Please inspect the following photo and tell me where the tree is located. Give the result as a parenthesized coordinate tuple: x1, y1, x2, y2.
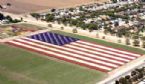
(115, 80, 119, 84)
(125, 20, 129, 24)
(72, 28, 78, 33)
(0, 5, 3, 9)
(111, 0, 117, 3)
(11, 19, 21, 23)
(45, 14, 54, 22)
(0, 13, 4, 20)
(119, 77, 128, 84)
(132, 34, 139, 40)
(6, 3, 11, 6)
(125, 32, 131, 45)
(131, 71, 137, 76)
(125, 38, 130, 45)
(79, 6, 84, 11)
(48, 24, 52, 27)
(116, 28, 127, 37)
(140, 36, 145, 48)
(133, 40, 140, 47)
(132, 34, 140, 46)
(142, 41, 145, 48)
(51, 9, 56, 12)
(102, 36, 105, 39)
(60, 27, 64, 30)
(114, 21, 119, 27)
(5, 15, 12, 22)
(20, 17, 23, 21)
(69, 8, 74, 12)
(87, 23, 98, 32)
(60, 17, 68, 24)
(31, 13, 40, 20)
(70, 19, 78, 26)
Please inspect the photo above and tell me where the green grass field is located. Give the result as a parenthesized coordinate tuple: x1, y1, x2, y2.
(0, 44, 106, 84)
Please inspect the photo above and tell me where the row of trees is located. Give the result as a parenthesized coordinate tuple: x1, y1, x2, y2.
(0, 13, 22, 23)
(115, 67, 145, 84)
(125, 34, 145, 48)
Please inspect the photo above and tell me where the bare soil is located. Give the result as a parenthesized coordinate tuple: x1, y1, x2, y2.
(0, 0, 108, 14)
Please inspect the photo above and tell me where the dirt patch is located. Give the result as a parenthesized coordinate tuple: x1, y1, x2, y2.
(0, 0, 109, 14)
(0, 0, 48, 14)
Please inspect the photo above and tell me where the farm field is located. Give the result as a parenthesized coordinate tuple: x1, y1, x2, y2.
(0, 44, 106, 84)
(0, 0, 109, 14)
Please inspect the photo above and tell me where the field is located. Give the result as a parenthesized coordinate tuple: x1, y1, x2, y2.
(1, 30, 145, 84)
(0, 0, 109, 14)
(0, 23, 46, 39)
(0, 44, 106, 84)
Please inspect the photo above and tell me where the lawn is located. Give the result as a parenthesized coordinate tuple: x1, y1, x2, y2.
(0, 44, 106, 84)
(52, 30, 145, 55)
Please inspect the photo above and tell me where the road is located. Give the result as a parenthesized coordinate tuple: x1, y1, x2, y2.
(97, 55, 145, 84)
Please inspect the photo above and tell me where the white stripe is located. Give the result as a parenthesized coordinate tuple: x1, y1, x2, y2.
(63, 37, 69, 43)
(38, 34, 43, 41)
(47, 33, 54, 44)
(22, 37, 129, 62)
(15, 39, 118, 68)
(42, 33, 49, 42)
(8, 40, 112, 71)
(33, 35, 38, 40)
(58, 35, 64, 44)
(71, 42, 135, 59)
(65, 44, 130, 62)
(78, 40, 141, 57)
(22, 37, 125, 64)
(52, 33, 60, 45)
(18, 38, 124, 65)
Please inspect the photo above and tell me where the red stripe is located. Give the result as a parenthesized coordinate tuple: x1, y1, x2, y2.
(76, 41, 140, 57)
(64, 45, 127, 63)
(23, 38, 127, 63)
(22, 38, 123, 66)
(11, 40, 115, 69)
(5, 42, 109, 73)
(70, 43, 134, 60)
(81, 40, 142, 55)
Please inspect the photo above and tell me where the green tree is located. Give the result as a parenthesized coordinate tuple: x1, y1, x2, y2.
(133, 40, 140, 47)
(60, 27, 64, 30)
(72, 28, 78, 33)
(31, 13, 40, 20)
(87, 23, 98, 32)
(0, 13, 4, 20)
(125, 38, 130, 45)
(5, 15, 13, 22)
(45, 14, 54, 22)
(119, 77, 128, 84)
(111, 0, 117, 3)
(69, 8, 74, 12)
